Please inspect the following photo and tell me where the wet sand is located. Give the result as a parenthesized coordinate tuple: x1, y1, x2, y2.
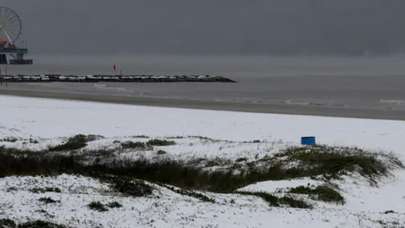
(1, 75, 405, 121)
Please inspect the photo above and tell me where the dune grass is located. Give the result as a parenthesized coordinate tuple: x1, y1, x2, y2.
(237, 191, 312, 209)
(48, 134, 89, 152)
(0, 219, 68, 228)
(289, 185, 344, 203)
(0, 144, 402, 207)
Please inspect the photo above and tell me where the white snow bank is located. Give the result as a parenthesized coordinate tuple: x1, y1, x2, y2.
(0, 175, 400, 228)
(1, 95, 405, 158)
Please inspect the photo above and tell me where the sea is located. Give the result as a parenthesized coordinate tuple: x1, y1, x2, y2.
(3, 54, 405, 118)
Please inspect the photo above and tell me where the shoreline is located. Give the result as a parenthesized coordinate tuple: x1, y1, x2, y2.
(1, 87, 405, 121)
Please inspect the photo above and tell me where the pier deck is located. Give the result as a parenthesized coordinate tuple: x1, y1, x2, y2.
(0, 74, 235, 83)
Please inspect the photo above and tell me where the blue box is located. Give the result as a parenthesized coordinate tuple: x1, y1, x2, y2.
(301, 136, 316, 146)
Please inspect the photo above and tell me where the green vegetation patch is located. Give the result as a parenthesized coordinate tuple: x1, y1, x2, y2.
(146, 139, 176, 146)
(88, 201, 109, 212)
(30, 187, 62, 194)
(0, 219, 16, 228)
(289, 185, 344, 203)
(157, 150, 167, 155)
(121, 141, 150, 150)
(38, 197, 60, 204)
(49, 134, 89, 151)
(18, 220, 67, 228)
(0, 137, 18, 143)
(106, 201, 123, 208)
(237, 191, 312, 209)
(88, 201, 123, 212)
(270, 146, 403, 182)
(0, 143, 402, 197)
(109, 177, 154, 197)
(0, 146, 38, 156)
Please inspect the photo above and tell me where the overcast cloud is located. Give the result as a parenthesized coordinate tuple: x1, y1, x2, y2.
(3, 0, 405, 55)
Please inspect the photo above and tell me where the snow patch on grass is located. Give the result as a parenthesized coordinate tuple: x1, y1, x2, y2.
(1, 174, 403, 228)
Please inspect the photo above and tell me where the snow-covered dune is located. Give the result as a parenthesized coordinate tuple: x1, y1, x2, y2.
(1, 94, 405, 228)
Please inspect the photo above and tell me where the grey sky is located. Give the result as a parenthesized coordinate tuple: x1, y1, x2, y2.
(3, 0, 405, 55)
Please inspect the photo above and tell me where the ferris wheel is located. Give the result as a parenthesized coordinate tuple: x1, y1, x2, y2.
(0, 7, 22, 45)
(0, 6, 31, 66)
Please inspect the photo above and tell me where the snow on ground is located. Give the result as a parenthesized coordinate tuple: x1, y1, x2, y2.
(239, 177, 324, 193)
(87, 136, 287, 163)
(0, 135, 287, 163)
(0, 175, 401, 228)
(2, 95, 405, 227)
(1, 95, 405, 157)
(239, 172, 405, 216)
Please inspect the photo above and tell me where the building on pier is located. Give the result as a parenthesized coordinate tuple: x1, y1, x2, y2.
(0, 6, 33, 69)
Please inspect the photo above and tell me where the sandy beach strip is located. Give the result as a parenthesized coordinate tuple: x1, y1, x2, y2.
(1, 83, 405, 121)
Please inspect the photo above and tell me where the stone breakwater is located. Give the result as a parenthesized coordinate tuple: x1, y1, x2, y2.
(0, 74, 236, 83)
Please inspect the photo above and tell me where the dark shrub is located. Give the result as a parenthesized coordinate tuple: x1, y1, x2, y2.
(106, 201, 123, 208)
(39, 197, 60, 204)
(49, 135, 88, 151)
(236, 157, 248, 162)
(18, 220, 66, 228)
(279, 196, 312, 209)
(237, 191, 311, 209)
(271, 146, 403, 183)
(30, 187, 61, 194)
(111, 178, 153, 197)
(88, 201, 108, 212)
(289, 185, 344, 203)
(157, 150, 167, 155)
(2, 137, 18, 143)
(384, 210, 396, 214)
(6, 187, 17, 192)
(146, 139, 175, 146)
(121, 141, 148, 150)
(29, 138, 39, 144)
(0, 219, 16, 228)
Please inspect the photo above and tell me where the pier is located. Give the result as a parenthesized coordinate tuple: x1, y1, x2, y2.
(0, 74, 236, 83)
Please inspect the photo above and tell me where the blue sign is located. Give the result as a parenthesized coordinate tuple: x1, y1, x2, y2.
(301, 136, 316, 145)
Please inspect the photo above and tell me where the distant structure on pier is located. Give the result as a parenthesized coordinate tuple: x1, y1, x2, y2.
(0, 7, 32, 66)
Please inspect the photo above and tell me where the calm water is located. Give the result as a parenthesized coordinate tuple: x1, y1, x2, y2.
(3, 54, 405, 119)
(6, 54, 405, 78)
